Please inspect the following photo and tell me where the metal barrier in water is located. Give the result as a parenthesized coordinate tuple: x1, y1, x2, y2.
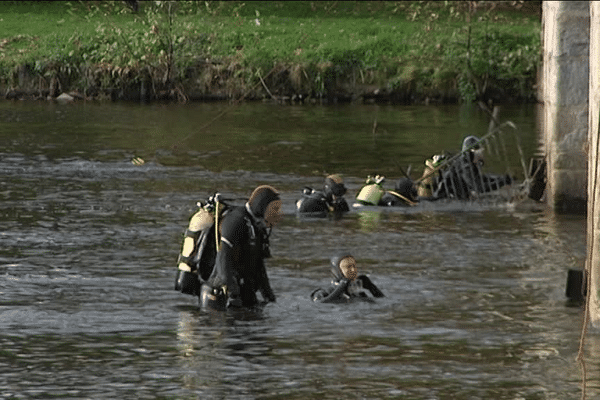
(414, 104, 546, 204)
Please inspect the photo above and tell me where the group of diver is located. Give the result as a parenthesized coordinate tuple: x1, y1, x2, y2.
(296, 135, 521, 216)
(174, 135, 546, 310)
(174, 183, 384, 308)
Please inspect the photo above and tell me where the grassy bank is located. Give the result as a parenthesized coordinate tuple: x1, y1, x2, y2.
(0, 1, 541, 104)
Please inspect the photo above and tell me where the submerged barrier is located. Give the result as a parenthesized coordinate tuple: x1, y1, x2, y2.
(415, 104, 545, 204)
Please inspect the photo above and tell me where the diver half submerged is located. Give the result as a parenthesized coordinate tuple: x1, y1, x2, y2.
(418, 135, 513, 200)
(355, 175, 418, 207)
(311, 254, 385, 303)
(296, 174, 350, 217)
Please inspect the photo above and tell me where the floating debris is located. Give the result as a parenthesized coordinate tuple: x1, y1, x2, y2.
(131, 157, 145, 166)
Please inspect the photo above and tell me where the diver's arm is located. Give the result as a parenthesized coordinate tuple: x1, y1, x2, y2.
(257, 258, 276, 303)
(310, 288, 328, 302)
(357, 275, 384, 298)
(334, 198, 350, 212)
(311, 279, 349, 303)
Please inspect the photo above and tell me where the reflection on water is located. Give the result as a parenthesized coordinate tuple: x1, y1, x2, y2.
(0, 101, 592, 398)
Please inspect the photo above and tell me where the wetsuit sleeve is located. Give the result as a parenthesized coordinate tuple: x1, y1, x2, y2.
(311, 288, 329, 302)
(334, 198, 350, 212)
(257, 258, 276, 303)
(311, 279, 349, 303)
(358, 275, 384, 298)
(298, 190, 329, 214)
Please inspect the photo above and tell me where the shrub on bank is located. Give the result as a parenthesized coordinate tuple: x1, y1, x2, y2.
(0, 1, 541, 103)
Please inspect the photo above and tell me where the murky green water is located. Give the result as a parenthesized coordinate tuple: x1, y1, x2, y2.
(0, 100, 592, 399)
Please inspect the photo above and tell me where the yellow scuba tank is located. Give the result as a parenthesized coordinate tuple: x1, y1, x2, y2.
(356, 175, 385, 205)
(418, 154, 445, 197)
(175, 193, 226, 296)
(178, 208, 214, 271)
(174, 207, 214, 295)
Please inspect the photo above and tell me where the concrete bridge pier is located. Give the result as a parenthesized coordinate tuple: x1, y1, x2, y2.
(542, 1, 600, 326)
(542, 1, 589, 214)
(587, 1, 600, 327)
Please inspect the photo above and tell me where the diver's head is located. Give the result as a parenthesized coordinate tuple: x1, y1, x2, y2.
(324, 174, 347, 199)
(339, 256, 358, 280)
(330, 253, 358, 281)
(462, 135, 482, 152)
(462, 135, 484, 166)
(247, 185, 282, 228)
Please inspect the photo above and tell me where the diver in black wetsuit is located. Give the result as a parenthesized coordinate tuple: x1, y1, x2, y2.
(296, 174, 350, 217)
(311, 254, 384, 303)
(200, 185, 282, 310)
(429, 136, 512, 200)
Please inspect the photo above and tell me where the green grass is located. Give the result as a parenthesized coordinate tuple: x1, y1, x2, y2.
(0, 1, 541, 102)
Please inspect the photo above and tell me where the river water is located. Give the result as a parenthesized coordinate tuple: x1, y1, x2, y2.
(0, 100, 593, 399)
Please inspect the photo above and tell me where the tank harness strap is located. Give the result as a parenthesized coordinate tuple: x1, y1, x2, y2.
(177, 229, 202, 272)
(221, 236, 234, 248)
(386, 190, 417, 206)
(185, 229, 200, 240)
(179, 229, 201, 260)
(215, 200, 221, 252)
(177, 254, 194, 266)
